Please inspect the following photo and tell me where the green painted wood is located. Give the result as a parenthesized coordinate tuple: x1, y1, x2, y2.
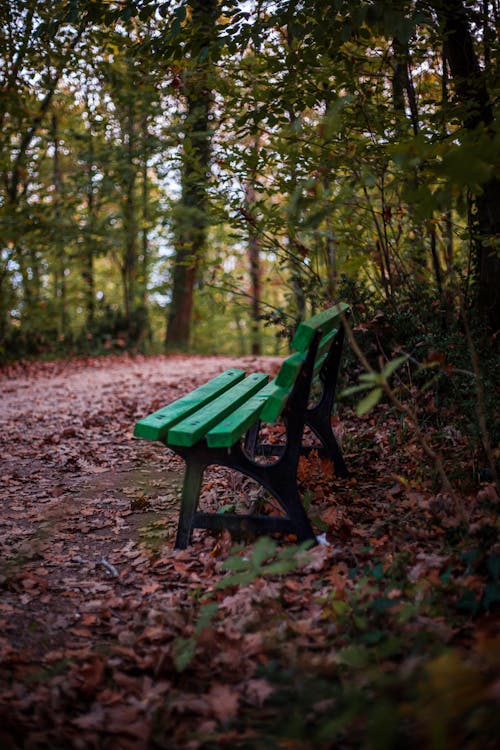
(274, 328, 338, 392)
(167, 373, 269, 447)
(291, 302, 349, 351)
(135, 304, 347, 444)
(314, 352, 328, 377)
(206, 379, 278, 447)
(316, 328, 337, 360)
(133, 369, 246, 441)
(275, 351, 306, 388)
(259, 379, 290, 423)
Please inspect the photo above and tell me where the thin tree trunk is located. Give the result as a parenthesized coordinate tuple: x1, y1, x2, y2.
(285, 23, 306, 326)
(245, 135, 261, 356)
(52, 112, 67, 336)
(166, 0, 218, 350)
(392, 37, 419, 136)
(482, 0, 492, 72)
(83, 125, 95, 328)
(437, 0, 500, 329)
(122, 91, 137, 333)
(430, 222, 444, 300)
(140, 114, 149, 309)
(441, 46, 454, 276)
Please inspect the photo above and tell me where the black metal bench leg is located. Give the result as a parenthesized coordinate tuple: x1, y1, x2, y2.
(244, 420, 260, 458)
(304, 325, 349, 478)
(279, 485, 317, 543)
(174, 456, 205, 550)
(306, 412, 349, 478)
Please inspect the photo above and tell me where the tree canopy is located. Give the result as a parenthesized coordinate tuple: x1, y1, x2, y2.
(1, 0, 498, 361)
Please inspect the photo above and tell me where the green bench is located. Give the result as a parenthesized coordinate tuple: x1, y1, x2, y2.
(134, 303, 349, 549)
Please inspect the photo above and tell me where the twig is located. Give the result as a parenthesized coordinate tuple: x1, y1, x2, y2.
(71, 555, 119, 578)
(99, 558, 119, 578)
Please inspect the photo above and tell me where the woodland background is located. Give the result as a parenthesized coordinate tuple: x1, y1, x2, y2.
(1, 0, 499, 358)
(0, 1, 499, 748)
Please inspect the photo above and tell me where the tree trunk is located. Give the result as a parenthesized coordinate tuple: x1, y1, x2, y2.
(245, 136, 262, 356)
(83, 127, 95, 329)
(165, 0, 218, 350)
(140, 114, 149, 310)
(437, 0, 500, 329)
(52, 112, 67, 336)
(392, 37, 419, 136)
(429, 222, 444, 300)
(122, 91, 137, 334)
(285, 25, 306, 326)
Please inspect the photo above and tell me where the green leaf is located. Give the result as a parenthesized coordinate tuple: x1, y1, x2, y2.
(194, 602, 218, 635)
(218, 503, 237, 514)
(340, 383, 372, 397)
(172, 637, 196, 672)
(251, 537, 277, 567)
(331, 600, 349, 615)
(362, 629, 385, 644)
(381, 355, 408, 379)
(215, 570, 256, 589)
(356, 387, 383, 416)
(198, 47, 209, 63)
(487, 554, 500, 582)
(222, 556, 250, 572)
(484, 582, 500, 609)
(371, 596, 395, 614)
(262, 560, 297, 575)
(456, 588, 480, 615)
(337, 644, 369, 668)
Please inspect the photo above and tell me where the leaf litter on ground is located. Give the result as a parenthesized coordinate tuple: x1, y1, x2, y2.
(0, 353, 498, 749)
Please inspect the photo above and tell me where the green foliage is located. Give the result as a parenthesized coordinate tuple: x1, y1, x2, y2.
(172, 602, 219, 672)
(216, 537, 313, 589)
(173, 538, 312, 672)
(208, 524, 499, 749)
(341, 356, 408, 415)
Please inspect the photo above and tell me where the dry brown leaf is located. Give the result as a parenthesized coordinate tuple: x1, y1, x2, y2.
(206, 683, 239, 722)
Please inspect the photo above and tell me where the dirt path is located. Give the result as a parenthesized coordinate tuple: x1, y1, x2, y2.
(1, 354, 496, 750)
(0, 352, 282, 562)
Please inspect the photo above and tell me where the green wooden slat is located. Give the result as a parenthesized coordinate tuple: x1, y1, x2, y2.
(316, 328, 337, 360)
(206, 380, 278, 447)
(167, 373, 269, 447)
(133, 369, 246, 441)
(259, 329, 340, 423)
(260, 347, 332, 425)
(314, 352, 328, 376)
(275, 328, 338, 391)
(135, 306, 347, 446)
(260, 353, 330, 426)
(275, 351, 306, 388)
(291, 302, 349, 351)
(259, 379, 290, 424)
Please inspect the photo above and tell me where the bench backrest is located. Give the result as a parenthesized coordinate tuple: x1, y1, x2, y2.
(258, 302, 349, 423)
(134, 303, 348, 448)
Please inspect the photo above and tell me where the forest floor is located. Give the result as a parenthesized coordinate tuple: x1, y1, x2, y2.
(0, 354, 498, 750)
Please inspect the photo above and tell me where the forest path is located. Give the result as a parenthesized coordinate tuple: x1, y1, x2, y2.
(0, 353, 284, 574)
(0, 355, 496, 750)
